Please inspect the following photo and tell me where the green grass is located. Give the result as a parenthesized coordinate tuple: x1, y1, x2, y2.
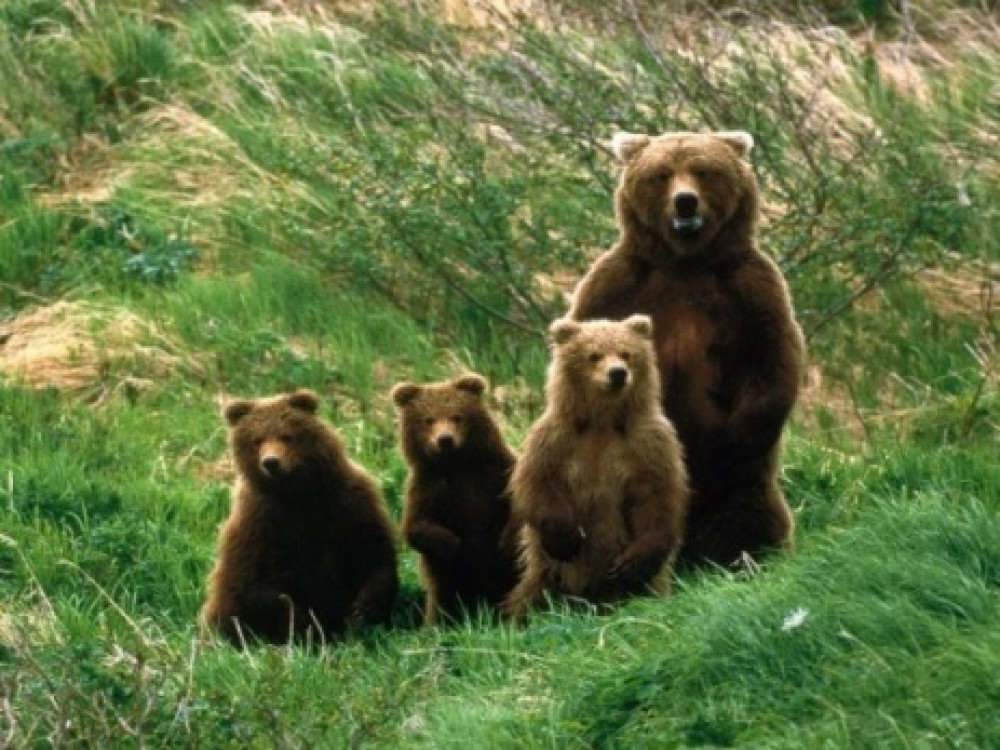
(1, 1, 997, 746)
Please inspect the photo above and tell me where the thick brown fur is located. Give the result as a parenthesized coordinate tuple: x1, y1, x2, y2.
(393, 374, 521, 625)
(503, 316, 689, 618)
(569, 131, 806, 569)
(201, 389, 399, 646)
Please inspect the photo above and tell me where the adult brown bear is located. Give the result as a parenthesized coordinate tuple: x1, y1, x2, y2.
(569, 131, 805, 568)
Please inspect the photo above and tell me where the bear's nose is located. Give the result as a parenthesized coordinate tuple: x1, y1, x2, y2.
(673, 191, 699, 218)
(436, 434, 456, 451)
(607, 366, 629, 389)
(260, 455, 282, 475)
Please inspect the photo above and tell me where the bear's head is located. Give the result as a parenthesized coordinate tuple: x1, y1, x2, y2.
(548, 315, 660, 413)
(611, 130, 758, 261)
(223, 389, 342, 487)
(392, 374, 498, 465)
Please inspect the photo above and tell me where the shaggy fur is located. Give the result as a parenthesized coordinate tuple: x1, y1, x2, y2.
(504, 316, 689, 617)
(393, 374, 520, 624)
(201, 389, 399, 645)
(569, 131, 806, 568)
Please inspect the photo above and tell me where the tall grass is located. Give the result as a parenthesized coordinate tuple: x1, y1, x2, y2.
(1, 1, 997, 746)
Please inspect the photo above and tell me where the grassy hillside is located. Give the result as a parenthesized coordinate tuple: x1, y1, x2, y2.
(1, 1, 997, 746)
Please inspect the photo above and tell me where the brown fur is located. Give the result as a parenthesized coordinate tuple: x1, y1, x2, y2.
(393, 374, 521, 625)
(201, 389, 399, 645)
(569, 131, 806, 568)
(504, 316, 689, 617)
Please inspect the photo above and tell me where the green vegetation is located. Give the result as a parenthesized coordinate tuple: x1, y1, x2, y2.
(1, 1, 996, 746)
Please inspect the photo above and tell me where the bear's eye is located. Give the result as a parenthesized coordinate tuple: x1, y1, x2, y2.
(651, 169, 672, 183)
(278, 433, 293, 443)
(619, 351, 631, 362)
(424, 417, 435, 426)
(452, 415, 463, 424)
(588, 352, 602, 364)
(693, 167, 718, 180)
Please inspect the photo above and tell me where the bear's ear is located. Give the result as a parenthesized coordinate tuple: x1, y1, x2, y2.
(624, 314, 653, 340)
(549, 318, 581, 346)
(716, 131, 754, 158)
(453, 373, 486, 397)
(611, 132, 651, 163)
(223, 398, 255, 426)
(287, 389, 320, 413)
(391, 382, 421, 408)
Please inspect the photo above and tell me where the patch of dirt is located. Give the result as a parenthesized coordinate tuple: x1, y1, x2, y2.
(0, 301, 203, 399)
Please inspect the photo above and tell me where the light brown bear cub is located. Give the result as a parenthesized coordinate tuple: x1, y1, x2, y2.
(393, 374, 520, 625)
(503, 316, 689, 617)
(201, 389, 399, 646)
(569, 131, 805, 568)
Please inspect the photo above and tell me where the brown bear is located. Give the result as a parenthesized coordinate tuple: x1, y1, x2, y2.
(503, 315, 689, 618)
(392, 374, 521, 625)
(201, 389, 399, 646)
(569, 130, 806, 569)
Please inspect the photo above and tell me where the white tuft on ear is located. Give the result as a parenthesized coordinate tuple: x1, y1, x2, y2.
(611, 132, 651, 163)
(717, 131, 754, 157)
(624, 314, 653, 340)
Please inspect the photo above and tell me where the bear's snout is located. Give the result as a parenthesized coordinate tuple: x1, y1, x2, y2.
(607, 365, 629, 390)
(260, 454, 282, 476)
(258, 439, 291, 477)
(429, 421, 461, 453)
(670, 189, 705, 236)
(673, 190, 699, 218)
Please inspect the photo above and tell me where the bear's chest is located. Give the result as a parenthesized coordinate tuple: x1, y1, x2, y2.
(637, 271, 731, 385)
(563, 433, 632, 511)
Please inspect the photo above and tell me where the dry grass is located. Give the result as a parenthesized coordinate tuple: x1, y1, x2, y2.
(916, 262, 999, 321)
(128, 103, 280, 209)
(40, 134, 123, 207)
(0, 301, 201, 397)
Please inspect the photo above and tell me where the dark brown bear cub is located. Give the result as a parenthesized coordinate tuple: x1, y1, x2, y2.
(201, 389, 399, 646)
(570, 131, 806, 569)
(392, 374, 520, 625)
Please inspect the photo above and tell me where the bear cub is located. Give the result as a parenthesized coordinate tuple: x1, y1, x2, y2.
(201, 389, 399, 646)
(393, 374, 521, 625)
(569, 131, 805, 568)
(504, 316, 689, 617)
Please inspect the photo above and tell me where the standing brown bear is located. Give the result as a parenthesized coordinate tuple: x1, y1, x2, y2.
(569, 130, 806, 568)
(201, 389, 399, 646)
(503, 316, 689, 618)
(392, 374, 521, 625)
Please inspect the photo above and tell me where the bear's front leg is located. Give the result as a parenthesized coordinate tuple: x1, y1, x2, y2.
(718, 294, 803, 462)
(348, 568, 398, 627)
(405, 518, 462, 560)
(530, 492, 584, 562)
(608, 475, 685, 588)
(568, 249, 648, 321)
(348, 533, 400, 627)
